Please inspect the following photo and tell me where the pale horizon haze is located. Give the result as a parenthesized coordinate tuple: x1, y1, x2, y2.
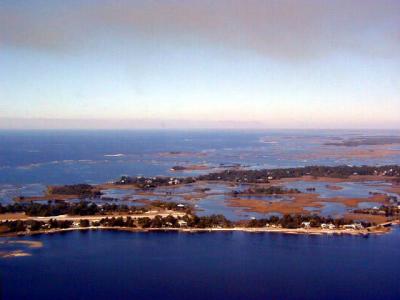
(1, 0, 399, 129)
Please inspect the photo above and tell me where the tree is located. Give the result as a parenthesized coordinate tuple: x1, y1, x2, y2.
(79, 219, 90, 227)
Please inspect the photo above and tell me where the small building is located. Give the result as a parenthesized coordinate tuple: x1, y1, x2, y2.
(178, 220, 188, 227)
(354, 223, 364, 230)
(301, 222, 311, 229)
(320, 223, 328, 229)
(328, 223, 336, 230)
(344, 223, 363, 230)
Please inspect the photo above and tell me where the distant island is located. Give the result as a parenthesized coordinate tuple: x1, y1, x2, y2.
(325, 136, 400, 147)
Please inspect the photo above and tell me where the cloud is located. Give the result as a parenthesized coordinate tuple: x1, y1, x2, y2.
(1, 0, 399, 60)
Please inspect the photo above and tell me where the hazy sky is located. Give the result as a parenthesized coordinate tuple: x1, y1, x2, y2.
(1, 0, 399, 129)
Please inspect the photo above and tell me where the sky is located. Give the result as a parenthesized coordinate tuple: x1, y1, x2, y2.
(0, 0, 399, 129)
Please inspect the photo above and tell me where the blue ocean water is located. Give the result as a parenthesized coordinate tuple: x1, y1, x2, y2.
(1, 229, 400, 300)
(1, 129, 400, 185)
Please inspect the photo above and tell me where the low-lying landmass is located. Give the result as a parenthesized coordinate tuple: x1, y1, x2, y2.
(2, 165, 399, 239)
(0, 199, 398, 237)
(0, 240, 43, 258)
(325, 136, 400, 147)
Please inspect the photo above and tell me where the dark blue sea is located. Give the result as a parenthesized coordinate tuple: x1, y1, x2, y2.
(1, 130, 400, 299)
(1, 230, 400, 300)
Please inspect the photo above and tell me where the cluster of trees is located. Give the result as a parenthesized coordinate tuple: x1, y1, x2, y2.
(77, 214, 232, 229)
(244, 214, 373, 229)
(47, 219, 73, 228)
(137, 215, 180, 228)
(197, 165, 400, 183)
(115, 175, 196, 188)
(0, 201, 148, 217)
(95, 216, 136, 227)
(150, 201, 192, 213)
(47, 184, 102, 198)
(233, 186, 300, 196)
(1, 220, 28, 233)
(0, 219, 74, 233)
(188, 214, 233, 228)
(353, 205, 400, 217)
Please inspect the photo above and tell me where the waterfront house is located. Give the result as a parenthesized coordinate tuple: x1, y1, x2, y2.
(343, 223, 363, 230)
(354, 223, 364, 230)
(178, 220, 188, 227)
(301, 222, 311, 229)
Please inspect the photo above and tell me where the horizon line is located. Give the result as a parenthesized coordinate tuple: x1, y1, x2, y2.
(0, 117, 399, 131)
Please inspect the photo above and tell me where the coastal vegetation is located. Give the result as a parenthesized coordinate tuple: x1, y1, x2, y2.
(114, 165, 400, 188)
(47, 184, 102, 198)
(233, 186, 301, 196)
(0, 201, 190, 217)
(0, 211, 379, 235)
(353, 205, 400, 218)
(242, 214, 372, 229)
(116, 175, 196, 188)
(198, 165, 400, 182)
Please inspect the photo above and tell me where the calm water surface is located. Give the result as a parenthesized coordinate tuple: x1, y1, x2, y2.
(1, 129, 400, 185)
(1, 229, 400, 300)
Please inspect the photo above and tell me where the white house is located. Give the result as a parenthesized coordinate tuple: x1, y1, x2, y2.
(301, 221, 311, 229)
(178, 220, 188, 227)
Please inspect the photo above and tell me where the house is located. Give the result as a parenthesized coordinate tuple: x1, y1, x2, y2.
(168, 178, 180, 185)
(178, 220, 188, 227)
(343, 224, 356, 230)
(343, 223, 363, 230)
(301, 221, 311, 229)
(327, 223, 336, 230)
(354, 223, 364, 230)
(320, 223, 328, 229)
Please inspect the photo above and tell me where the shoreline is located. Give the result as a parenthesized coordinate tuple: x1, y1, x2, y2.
(1, 222, 395, 238)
